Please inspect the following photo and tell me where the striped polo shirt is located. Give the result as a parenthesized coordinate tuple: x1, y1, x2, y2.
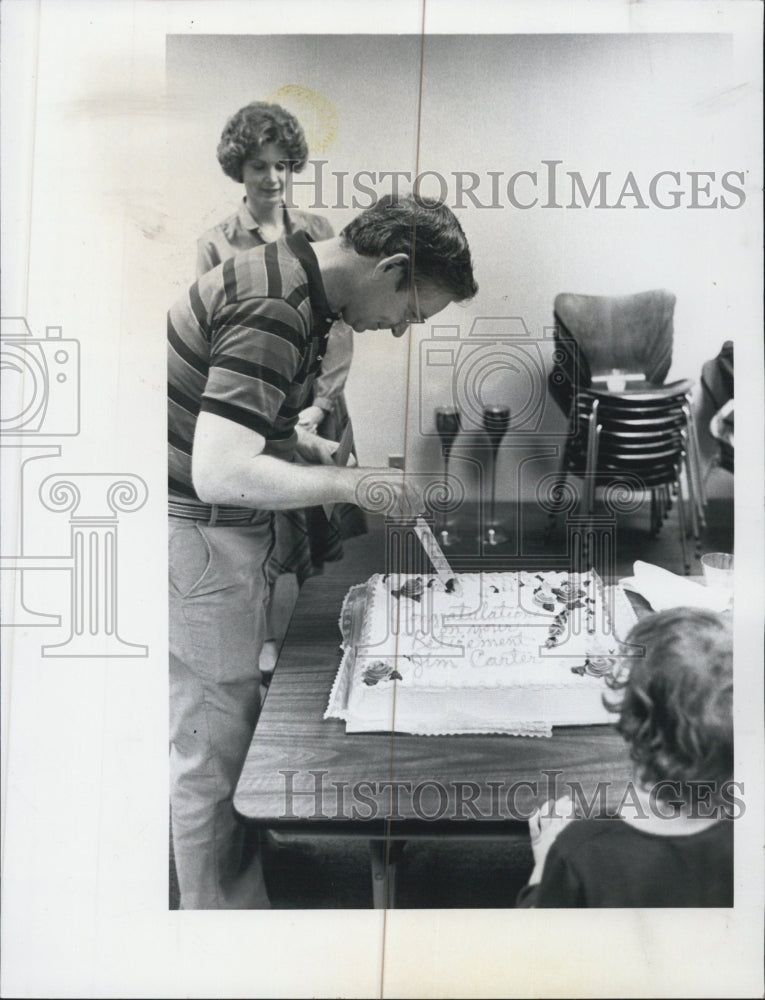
(168, 231, 337, 512)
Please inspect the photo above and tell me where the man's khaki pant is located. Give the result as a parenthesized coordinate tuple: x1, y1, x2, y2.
(169, 515, 273, 909)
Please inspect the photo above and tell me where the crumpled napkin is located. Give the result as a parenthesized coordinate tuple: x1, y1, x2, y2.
(620, 560, 732, 613)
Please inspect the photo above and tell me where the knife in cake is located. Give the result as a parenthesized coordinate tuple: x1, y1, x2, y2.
(413, 516, 462, 595)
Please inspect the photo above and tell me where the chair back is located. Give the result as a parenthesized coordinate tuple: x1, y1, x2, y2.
(554, 290, 676, 384)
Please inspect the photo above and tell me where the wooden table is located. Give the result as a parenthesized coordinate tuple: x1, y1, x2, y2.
(234, 525, 635, 907)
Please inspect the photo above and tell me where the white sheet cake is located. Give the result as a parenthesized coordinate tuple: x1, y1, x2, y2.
(324, 571, 636, 736)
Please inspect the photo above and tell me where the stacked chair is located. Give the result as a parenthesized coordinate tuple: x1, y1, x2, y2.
(547, 290, 705, 574)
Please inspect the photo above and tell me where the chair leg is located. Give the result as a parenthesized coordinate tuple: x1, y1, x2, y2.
(650, 489, 659, 537)
(681, 460, 702, 561)
(656, 488, 663, 529)
(584, 403, 600, 518)
(544, 445, 571, 545)
(689, 409, 708, 512)
(584, 418, 601, 570)
(684, 403, 707, 525)
(588, 428, 601, 517)
(686, 446, 705, 535)
(675, 478, 691, 575)
(663, 483, 673, 519)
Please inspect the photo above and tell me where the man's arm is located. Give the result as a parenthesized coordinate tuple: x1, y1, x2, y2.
(192, 411, 420, 514)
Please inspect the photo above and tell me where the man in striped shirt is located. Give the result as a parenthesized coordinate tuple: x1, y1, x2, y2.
(169, 194, 477, 909)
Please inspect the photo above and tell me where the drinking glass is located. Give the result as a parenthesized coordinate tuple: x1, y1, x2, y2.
(482, 404, 510, 546)
(700, 552, 734, 608)
(435, 406, 461, 546)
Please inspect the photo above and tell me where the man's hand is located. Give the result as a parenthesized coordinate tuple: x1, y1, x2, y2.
(354, 469, 427, 520)
(295, 425, 338, 465)
(526, 794, 576, 885)
(297, 404, 325, 435)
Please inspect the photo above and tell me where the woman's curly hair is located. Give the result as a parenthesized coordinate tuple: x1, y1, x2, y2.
(216, 101, 309, 182)
(605, 607, 733, 805)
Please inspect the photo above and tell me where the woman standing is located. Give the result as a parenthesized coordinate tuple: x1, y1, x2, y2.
(197, 101, 365, 671)
(197, 101, 333, 270)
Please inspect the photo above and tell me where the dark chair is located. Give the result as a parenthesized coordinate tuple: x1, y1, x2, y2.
(546, 290, 704, 574)
(548, 289, 677, 418)
(554, 381, 701, 573)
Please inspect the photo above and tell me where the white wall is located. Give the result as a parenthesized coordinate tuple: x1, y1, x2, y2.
(164, 33, 752, 497)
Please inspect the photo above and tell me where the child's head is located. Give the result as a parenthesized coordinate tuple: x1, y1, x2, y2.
(607, 608, 732, 805)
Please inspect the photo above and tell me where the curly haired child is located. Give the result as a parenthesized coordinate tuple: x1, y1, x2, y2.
(517, 607, 734, 907)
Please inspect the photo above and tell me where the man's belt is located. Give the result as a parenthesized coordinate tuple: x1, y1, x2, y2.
(168, 499, 268, 526)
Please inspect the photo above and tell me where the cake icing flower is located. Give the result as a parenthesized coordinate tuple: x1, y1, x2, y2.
(362, 660, 403, 685)
(391, 577, 424, 602)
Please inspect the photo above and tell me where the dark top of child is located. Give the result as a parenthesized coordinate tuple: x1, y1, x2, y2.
(516, 816, 733, 908)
